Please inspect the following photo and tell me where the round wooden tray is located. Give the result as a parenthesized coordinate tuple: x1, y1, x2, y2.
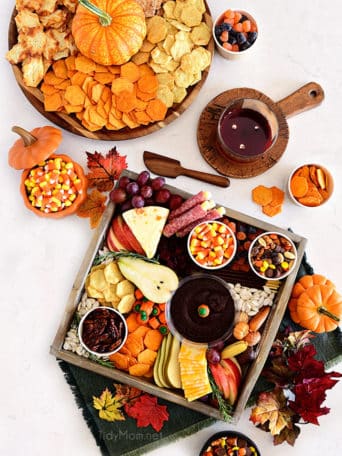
(197, 88, 289, 178)
(8, 4, 214, 141)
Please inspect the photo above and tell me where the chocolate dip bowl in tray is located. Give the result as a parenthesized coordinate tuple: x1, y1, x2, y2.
(197, 82, 324, 178)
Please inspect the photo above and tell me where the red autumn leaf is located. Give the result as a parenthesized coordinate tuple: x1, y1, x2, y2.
(113, 383, 142, 406)
(86, 147, 127, 192)
(76, 189, 107, 228)
(124, 394, 169, 432)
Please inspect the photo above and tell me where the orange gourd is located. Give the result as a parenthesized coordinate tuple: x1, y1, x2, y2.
(72, 0, 146, 66)
(8, 125, 62, 170)
(8, 126, 87, 218)
(288, 275, 341, 333)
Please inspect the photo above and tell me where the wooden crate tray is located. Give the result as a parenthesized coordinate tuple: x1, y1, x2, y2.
(50, 170, 307, 422)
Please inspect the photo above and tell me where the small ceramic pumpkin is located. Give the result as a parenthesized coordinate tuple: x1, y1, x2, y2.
(72, 0, 147, 66)
(9, 126, 88, 218)
(288, 274, 341, 333)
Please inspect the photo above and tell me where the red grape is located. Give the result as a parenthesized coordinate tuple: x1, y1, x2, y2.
(126, 181, 139, 195)
(131, 195, 145, 208)
(109, 188, 127, 204)
(118, 176, 131, 189)
(140, 185, 153, 199)
(151, 176, 166, 191)
(168, 194, 184, 210)
(206, 348, 221, 364)
(120, 200, 133, 212)
(155, 188, 170, 203)
(136, 170, 150, 187)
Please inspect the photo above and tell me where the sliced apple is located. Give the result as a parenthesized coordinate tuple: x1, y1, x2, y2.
(111, 216, 134, 251)
(220, 358, 242, 405)
(106, 225, 128, 252)
(122, 206, 169, 258)
(209, 363, 230, 400)
(117, 215, 145, 255)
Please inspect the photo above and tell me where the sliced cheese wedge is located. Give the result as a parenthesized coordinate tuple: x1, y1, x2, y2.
(122, 206, 169, 258)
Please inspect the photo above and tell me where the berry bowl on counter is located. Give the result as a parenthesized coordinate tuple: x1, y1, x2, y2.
(248, 231, 297, 280)
(213, 9, 259, 60)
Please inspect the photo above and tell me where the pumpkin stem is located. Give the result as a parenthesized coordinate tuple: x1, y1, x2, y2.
(318, 306, 340, 322)
(12, 126, 37, 146)
(78, 0, 112, 26)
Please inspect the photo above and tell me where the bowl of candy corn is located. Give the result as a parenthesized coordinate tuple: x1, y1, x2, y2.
(187, 220, 237, 270)
(213, 9, 259, 60)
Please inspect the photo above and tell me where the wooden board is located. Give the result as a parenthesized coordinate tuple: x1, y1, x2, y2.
(50, 170, 307, 423)
(197, 88, 289, 178)
(7, 4, 214, 141)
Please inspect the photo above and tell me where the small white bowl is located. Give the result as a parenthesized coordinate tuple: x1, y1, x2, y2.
(212, 9, 259, 60)
(248, 231, 297, 280)
(187, 220, 237, 270)
(78, 306, 127, 357)
(288, 163, 334, 208)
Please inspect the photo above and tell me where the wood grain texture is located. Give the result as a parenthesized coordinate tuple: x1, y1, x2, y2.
(8, 4, 214, 140)
(197, 88, 290, 178)
(50, 170, 307, 423)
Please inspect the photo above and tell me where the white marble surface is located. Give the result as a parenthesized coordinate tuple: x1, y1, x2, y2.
(1, 0, 341, 455)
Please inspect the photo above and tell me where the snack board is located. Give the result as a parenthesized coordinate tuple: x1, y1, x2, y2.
(7, 1, 214, 140)
(51, 170, 307, 422)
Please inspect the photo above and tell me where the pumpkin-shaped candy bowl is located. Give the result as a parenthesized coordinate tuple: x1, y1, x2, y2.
(9, 125, 87, 218)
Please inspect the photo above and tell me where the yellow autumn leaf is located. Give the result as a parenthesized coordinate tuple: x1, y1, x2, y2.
(93, 387, 126, 422)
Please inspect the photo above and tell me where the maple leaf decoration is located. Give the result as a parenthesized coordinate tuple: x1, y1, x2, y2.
(86, 147, 127, 192)
(76, 189, 107, 229)
(93, 388, 125, 422)
(124, 394, 169, 432)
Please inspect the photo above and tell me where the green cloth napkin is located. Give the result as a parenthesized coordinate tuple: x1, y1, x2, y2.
(58, 253, 342, 456)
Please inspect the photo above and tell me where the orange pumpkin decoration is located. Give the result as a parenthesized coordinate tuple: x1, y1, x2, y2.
(9, 126, 87, 218)
(8, 125, 62, 170)
(72, 0, 147, 66)
(288, 275, 341, 333)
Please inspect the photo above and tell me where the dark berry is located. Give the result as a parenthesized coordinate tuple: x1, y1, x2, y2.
(240, 14, 249, 22)
(240, 41, 251, 51)
(248, 31, 258, 44)
(222, 22, 232, 32)
(236, 32, 247, 45)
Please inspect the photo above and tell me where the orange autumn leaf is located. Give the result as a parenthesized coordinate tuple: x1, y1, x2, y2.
(76, 189, 107, 228)
(86, 147, 128, 192)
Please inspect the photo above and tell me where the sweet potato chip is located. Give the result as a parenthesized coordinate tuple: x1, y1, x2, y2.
(120, 61, 141, 82)
(252, 185, 273, 206)
(290, 176, 309, 198)
(262, 203, 282, 217)
(44, 91, 63, 111)
(137, 74, 159, 93)
(128, 363, 151, 377)
(111, 77, 134, 95)
(270, 186, 285, 206)
(75, 54, 96, 74)
(116, 91, 138, 113)
(109, 352, 130, 370)
(64, 84, 86, 105)
(146, 98, 168, 121)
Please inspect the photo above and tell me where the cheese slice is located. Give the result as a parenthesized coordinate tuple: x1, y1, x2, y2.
(122, 206, 169, 258)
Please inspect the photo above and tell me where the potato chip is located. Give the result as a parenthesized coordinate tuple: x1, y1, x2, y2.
(147, 16, 168, 44)
(115, 279, 134, 298)
(162, 35, 175, 55)
(89, 268, 108, 291)
(104, 262, 123, 284)
(168, 19, 191, 31)
(151, 48, 172, 66)
(157, 72, 175, 90)
(172, 1, 184, 20)
(190, 22, 211, 45)
(117, 294, 136, 314)
(157, 84, 174, 107)
(165, 59, 179, 72)
(86, 285, 104, 299)
(180, 4, 202, 27)
(191, 46, 211, 71)
(163, 0, 176, 18)
(149, 62, 168, 74)
(140, 39, 155, 53)
(103, 283, 119, 302)
(187, 0, 206, 14)
(170, 31, 193, 61)
(172, 85, 187, 103)
(174, 67, 194, 88)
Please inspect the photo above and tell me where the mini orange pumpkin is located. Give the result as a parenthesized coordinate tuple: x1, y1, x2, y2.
(8, 125, 62, 170)
(289, 275, 341, 333)
(72, 0, 147, 66)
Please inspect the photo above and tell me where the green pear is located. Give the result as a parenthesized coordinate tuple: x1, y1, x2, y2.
(165, 334, 182, 389)
(117, 257, 179, 303)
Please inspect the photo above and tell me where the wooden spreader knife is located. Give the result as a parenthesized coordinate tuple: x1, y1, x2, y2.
(143, 151, 230, 188)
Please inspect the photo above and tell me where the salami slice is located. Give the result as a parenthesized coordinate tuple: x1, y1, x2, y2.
(168, 190, 211, 220)
(175, 207, 226, 237)
(163, 200, 215, 238)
